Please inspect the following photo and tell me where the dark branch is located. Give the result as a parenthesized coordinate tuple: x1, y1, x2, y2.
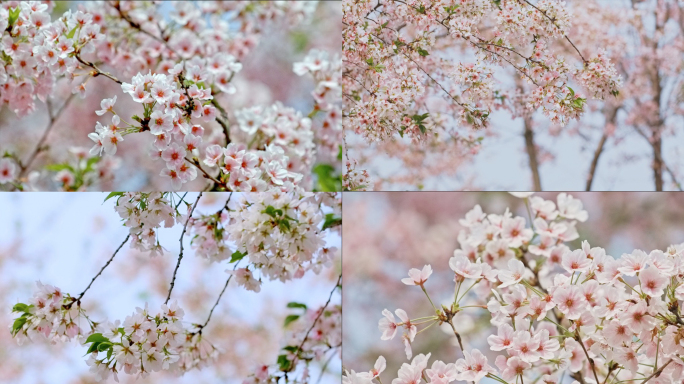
(165, 192, 203, 304)
(76, 234, 131, 303)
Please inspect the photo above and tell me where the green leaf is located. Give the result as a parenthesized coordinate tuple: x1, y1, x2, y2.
(263, 205, 278, 218)
(418, 124, 426, 134)
(118, 327, 125, 335)
(12, 303, 29, 313)
(322, 213, 342, 231)
(313, 164, 342, 192)
(610, 89, 619, 97)
(277, 354, 292, 371)
(85, 333, 108, 344)
(66, 26, 78, 39)
(107, 347, 113, 360)
(417, 4, 426, 14)
(412, 113, 429, 123)
(416, 48, 429, 57)
(444, 5, 460, 14)
(11, 316, 27, 336)
(337, 145, 343, 161)
(282, 345, 299, 353)
(230, 250, 247, 263)
(84, 156, 100, 173)
(567, 86, 575, 97)
(86, 341, 101, 355)
(103, 192, 124, 203)
(97, 342, 112, 352)
(278, 220, 291, 233)
(44, 163, 75, 173)
(286, 302, 307, 310)
(284, 314, 300, 327)
(8, 7, 20, 27)
(381, 21, 389, 29)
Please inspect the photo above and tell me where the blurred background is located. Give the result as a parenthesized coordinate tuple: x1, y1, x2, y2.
(0, 192, 341, 384)
(342, 192, 684, 380)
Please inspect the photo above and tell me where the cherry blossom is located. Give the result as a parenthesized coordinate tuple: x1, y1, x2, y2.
(345, 192, 684, 384)
(11, 191, 341, 383)
(0, 1, 341, 191)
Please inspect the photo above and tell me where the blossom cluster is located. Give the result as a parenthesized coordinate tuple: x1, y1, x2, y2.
(202, 105, 311, 192)
(189, 209, 233, 263)
(112, 192, 183, 256)
(10, 281, 87, 345)
(343, 159, 373, 191)
(10, 282, 216, 382)
(294, 49, 343, 165)
(86, 301, 218, 381)
(344, 192, 684, 384)
(226, 191, 340, 291)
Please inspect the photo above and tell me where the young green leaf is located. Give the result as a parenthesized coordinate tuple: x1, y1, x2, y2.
(103, 192, 124, 203)
(286, 302, 308, 310)
(12, 303, 29, 313)
(85, 333, 108, 344)
(229, 250, 247, 263)
(321, 213, 342, 231)
(284, 314, 300, 327)
(277, 354, 292, 371)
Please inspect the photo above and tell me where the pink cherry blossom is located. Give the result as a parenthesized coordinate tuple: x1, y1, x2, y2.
(455, 349, 495, 383)
(401, 265, 433, 286)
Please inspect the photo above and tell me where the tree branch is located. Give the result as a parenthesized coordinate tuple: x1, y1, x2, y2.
(290, 274, 342, 369)
(108, 1, 181, 58)
(18, 93, 76, 179)
(185, 157, 227, 190)
(211, 98, 231, 145)
(575, 330, 600, 384)
(200, 261, 241, 330)
(641, 359, 672, 384)
(165, 192, 203, 304)
(75, 234, 131, 303)
(74, 52, 122, 85)
(585, 133, 607, 191)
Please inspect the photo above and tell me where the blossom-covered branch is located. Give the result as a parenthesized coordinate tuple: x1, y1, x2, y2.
(344, 192, 684, 384)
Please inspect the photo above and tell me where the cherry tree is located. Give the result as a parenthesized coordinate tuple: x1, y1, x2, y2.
(343, 192, 684, 384)
(0, 1, 342, 192)
(8, 191, 341, 383)
(342, 0, 683, 191)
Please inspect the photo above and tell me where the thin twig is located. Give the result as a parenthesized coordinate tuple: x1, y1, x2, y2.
(18, 93, 76, 179)
(575, 331, 600, 384)
(74, 52, 122, 85)
(165, 192, 203, 304)
(75, 234, 131, 303)
(521, 0, 587, 63)
(108, 1, 182, 58)
(210, 98, 231, 145)
(315, 348, 339, 384)
(185, 157, 226, 189)
(641, 359, 672, 384)
(290, 274, 342, 369)
(201, 261, 241, 329)
(174, 192, 189, 210)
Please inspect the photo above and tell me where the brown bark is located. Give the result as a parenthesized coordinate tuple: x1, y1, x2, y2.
(523, 116, 542, 191)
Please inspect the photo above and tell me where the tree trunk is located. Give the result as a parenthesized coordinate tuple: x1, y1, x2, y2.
(523, 117, 542, 191)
